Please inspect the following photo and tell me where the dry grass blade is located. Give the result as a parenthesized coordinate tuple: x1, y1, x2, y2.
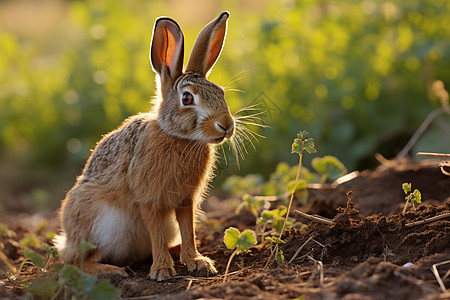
(294, 210, 335, 225)
(307, 255, 324, 286)
(0, 249, 16, 274)
(417, 152, 450, 159)
(405, 213, 450, 228)
(432, 260, 450, 293)
(186, 280, 193, 291)
(288, 236, 313, 264)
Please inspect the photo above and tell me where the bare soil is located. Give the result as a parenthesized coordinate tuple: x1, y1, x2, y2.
(2, 160, 450, 299)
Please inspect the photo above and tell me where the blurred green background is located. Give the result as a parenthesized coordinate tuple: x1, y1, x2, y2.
(0, 0, 449, 215)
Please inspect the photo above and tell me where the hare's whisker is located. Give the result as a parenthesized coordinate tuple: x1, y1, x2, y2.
(235, 120, 270, 128)
(224, 88, 245, 94)
(222, 70, 247, 88)
(233, 103, 264, 114)
(235, 127, 257, 151)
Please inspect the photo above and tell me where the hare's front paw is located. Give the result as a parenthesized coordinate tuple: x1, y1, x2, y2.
(149, 264, 176, 281)
(182, 254, 218, 275)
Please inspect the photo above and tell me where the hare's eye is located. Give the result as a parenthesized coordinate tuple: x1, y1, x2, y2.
(182, 92, 194, 106)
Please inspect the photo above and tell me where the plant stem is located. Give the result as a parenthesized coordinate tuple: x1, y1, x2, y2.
(279, 152, 303, 240)
(402, 197, 410, 213)
(223, 249, 238, 283)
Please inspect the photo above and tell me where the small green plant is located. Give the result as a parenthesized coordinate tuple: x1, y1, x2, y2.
(281, 130, 316, 236)
(257, 206, 295, 234)
(236, 194, 267, 220)
(265, 130, 317, 267)
(311, 155, 347, 184)
(26, 264, 120, 300)
(20, 233, 41, 248)
(17, 244, 57, 277)
(265, 236, 286, 265)
(223, 227, 257, 283)
(402, 182, 422, 213)
(0, 223, 17, 238)
(16, 240, 120, 300)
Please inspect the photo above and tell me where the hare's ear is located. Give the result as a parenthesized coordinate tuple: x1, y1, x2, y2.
(150, 17, 184, 82)
(185, 12, 229, 77)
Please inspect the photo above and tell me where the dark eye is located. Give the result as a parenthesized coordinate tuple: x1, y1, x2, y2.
(182, 92, 194, 106)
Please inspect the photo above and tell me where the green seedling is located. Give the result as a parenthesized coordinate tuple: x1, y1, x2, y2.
(0, 223, 17, 238)
(20, 233, 41, 248)
(21, 241, 119, 300)
(282, 130, 316, 236)
(259, 207, 293, 266)
(311, 155, 347, 183)
(402, 182, 422, 213)
(236, 194, 266, 220)
(26, 264, 120, 300)
(223, 227, 257, 283)
(223, 174, 265, 196)
(265, 236, 286, 265)
(265, 130, 316, 267)
(18, 244, 58, 277)
(258, 206, 295, 234)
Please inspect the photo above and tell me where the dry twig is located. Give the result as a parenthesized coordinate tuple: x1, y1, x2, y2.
(405, 213, 450, 228)
(432, 260, 450, 293)
(294, 210, 335, 225)
(417, 152, 450, 159)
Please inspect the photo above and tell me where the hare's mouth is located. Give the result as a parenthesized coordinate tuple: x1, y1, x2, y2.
(212, 137, 225, 143)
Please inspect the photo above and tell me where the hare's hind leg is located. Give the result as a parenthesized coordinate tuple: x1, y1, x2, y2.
(82, 248, 128, 277)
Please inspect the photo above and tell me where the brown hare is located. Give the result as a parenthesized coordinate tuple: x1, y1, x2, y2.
(55, 12, 233, 281)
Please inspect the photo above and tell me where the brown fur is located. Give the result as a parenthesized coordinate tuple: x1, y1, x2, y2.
(56, 12, 232, 281)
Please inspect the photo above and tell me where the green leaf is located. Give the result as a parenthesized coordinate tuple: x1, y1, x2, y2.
(0, 223, 16, 238)
(224, 227, 240, 250)
(20, 234, 41, 248)
(237, 229, 257, 252)
(27, 277, 59, 298)
(43, 243, 58, 258)
(60, 264, 83, 281)
(292, 131, 317, 155)
(411, 189, 422, 207)
(223, 227, 256, 252)
(275, 250, 285, 265)
(311, 156, 347, 182)
(258, 210, 275, 225)
(88, 279, 121, 300)
(402, 182, 412, 194)
(24, 249, 45, 268)
(303, 139, 317, 154)
(297, 130, 309, 140)
(288, 179, 307, 194)
(291, 141, 301, 154)
(265, 236, 286, 244)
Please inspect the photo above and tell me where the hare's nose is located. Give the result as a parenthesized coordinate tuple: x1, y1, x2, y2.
(215, 114, 234, 138)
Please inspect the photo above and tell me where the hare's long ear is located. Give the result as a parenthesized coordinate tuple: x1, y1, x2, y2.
(185, 12, 229, 77)
(150, 17, 184, 83)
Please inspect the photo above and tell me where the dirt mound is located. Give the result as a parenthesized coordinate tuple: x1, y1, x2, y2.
(2, 161, 450, 299)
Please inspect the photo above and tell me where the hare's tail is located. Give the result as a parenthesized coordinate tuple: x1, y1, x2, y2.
(53, 232, 66, 252)
(53, 232, 78, 263)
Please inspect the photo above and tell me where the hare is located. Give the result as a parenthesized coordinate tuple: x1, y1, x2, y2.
(55, 12, 233, 281)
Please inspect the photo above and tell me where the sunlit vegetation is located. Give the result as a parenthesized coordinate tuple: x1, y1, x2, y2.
(0, 0, 449, 213)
